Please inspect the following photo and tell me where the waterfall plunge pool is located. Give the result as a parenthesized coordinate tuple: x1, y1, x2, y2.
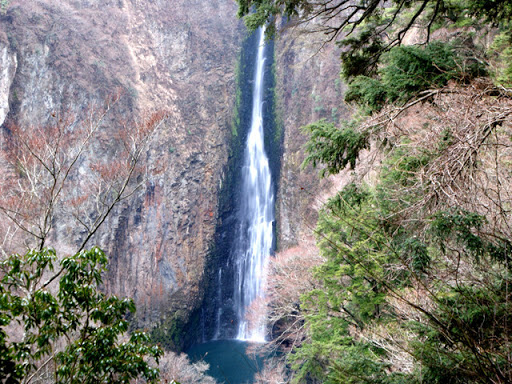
(187, 340, 273, 383)
(188, 26, 278, 384)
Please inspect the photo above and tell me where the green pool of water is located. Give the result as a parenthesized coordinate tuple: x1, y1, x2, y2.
(187, 340, 267, 383)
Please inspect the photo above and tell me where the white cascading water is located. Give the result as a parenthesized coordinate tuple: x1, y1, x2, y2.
(233, 26, 274, 342)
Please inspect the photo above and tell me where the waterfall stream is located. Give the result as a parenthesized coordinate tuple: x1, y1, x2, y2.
(232, 26, 274, 342)
(188, 26, 276, 384)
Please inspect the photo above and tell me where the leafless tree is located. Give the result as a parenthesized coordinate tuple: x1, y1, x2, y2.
(156, 351, 217, 384)
(0, 96, 167, 383)
(0, 94, 166, 257)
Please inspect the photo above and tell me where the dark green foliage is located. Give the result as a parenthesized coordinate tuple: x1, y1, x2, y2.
(465, 0, 512, 24)
(431, 209, 485, 254)
(374, 145, 432, 221)
(302, 120, 369, 176)
(330, 346, 411, 384)
(332, 182, 372, 213)
(346, 42, 485, 112)
(490, 30, 512, 87)
(344, 76, 387, 113)
(57, 330, 159, 384)
(0, 248, 161, 383)
(431, 209, 512, 265)
(400, 237, 430, 272)
(381, 43, 458, 102)
(291, 278, 397, 383)
(285, 183, 401, 383)
(296, 183, 512, 382)
(381, 147, 431, 188)
(410, 277, 512, 383)
(239, 2, 280, 37)
(289, 132, 512, 382)
(290, 333, 399, 384)
(236, 0, 511, 82)
(237, 0, 310, 30)
(150, 311, 189, 351)
(236, 0, 512, 34)
(340, 29, 384, 79)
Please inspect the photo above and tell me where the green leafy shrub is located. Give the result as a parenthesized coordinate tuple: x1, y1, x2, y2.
(0, 248, 161, 384)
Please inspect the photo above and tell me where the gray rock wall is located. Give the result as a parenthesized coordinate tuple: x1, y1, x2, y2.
(0, 0, 243, 332)
(274, 27, 348, 249)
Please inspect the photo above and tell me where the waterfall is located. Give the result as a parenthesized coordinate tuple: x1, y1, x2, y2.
(214, 268, 223, 340)
(232, 26, 274, 342)
(188, 27, 276, 383)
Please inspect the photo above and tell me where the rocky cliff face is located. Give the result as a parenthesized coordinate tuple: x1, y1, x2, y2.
(273, 26, 349, 249)
(0, 0, 352, 349)
(0, 0, 243, 342)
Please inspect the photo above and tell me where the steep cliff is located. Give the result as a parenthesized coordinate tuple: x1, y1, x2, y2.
(0, 0, 243, 345)
(0, 0, 356, 351)
(273, 26, 349, 249)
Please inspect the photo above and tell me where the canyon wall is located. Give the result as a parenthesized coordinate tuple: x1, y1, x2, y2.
(0, 0, 349, 348)
(273, 25, 349, 250)
(0, 0, 243, 344)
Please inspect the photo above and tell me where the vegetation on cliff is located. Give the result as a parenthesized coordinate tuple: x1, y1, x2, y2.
(237, 0, 511, 68)
(238, 1, 512, 383)
(0, 99, 170, 383)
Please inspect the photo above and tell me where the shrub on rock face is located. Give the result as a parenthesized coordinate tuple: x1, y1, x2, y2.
(344, 76, 387, 113)
(490, 30, 512, 87)
(380, 43, 458, 103)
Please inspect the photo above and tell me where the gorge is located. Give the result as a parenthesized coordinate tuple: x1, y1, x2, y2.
(2, 0, 510, 382)
(0, 0, 343, 379)
(231, 25, 274, 343)
(187, 26, 276, 383)
(212, 26, 274, 343)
